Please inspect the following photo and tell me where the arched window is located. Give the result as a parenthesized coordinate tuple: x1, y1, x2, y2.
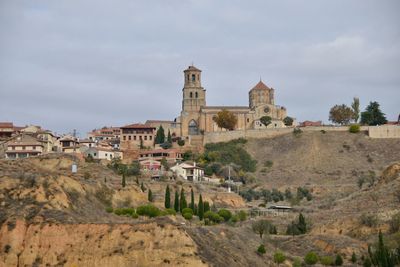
(191, 74, 195, 81)
(190, 92, 193, 98)
(188, 120, 199, 135)
(195, 92, 198, 98)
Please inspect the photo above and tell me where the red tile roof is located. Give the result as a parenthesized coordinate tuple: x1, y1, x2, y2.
(121, 123, 156, 129)
(0, 122, 13, 128)
(250, 81, 271, 91)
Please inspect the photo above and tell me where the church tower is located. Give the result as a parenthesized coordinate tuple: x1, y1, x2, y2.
(182, 65, 206, 112)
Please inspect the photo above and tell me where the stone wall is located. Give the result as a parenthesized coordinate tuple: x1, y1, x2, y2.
(368, 125, 400, 138)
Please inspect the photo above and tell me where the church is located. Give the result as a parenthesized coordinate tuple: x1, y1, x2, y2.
(176, 65, 288, 137)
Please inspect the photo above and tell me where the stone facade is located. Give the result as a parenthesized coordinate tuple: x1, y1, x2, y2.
(177, 65, 288, 138)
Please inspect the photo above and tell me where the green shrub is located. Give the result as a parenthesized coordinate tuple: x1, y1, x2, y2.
(217, 209, 232, 222)
(274, 251, 286, 264)
(351, 252, 357, 263)
(182, 208, 193, 215)
(293, 128, 302, 136)
(389, 212, 400, 233)
(136, 205, 161, 218)
(349, 124, 361, 133)
(105, 207, 113, 213)
(131, 213, 139, 219)
(304, 251, 319, 265)
(230, 214, 239, 223)
(204, 211, 223, 224)
(292, 258, 302, 267)
(183, 212, 193, 220)
(264, 160, 273, 168)
(165, 208, 176, 215)
(114, 207, 135, 216)
(335, 254, 343, 266)
(320, 256, 334, 266)
(257, 244, 266, 255)
(238, 210, 247, 221)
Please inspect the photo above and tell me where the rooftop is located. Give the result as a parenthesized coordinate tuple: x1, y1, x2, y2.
(121, 123, 156, 129)
(184, 65, 201, 72)
(250, 80, 271, 91)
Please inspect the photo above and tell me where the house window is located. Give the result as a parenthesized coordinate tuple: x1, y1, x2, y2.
(32, 146, 36, 150)
(195, 92, 198, 98)
(190, 92, 193, 98)
(123, 136, 126, 141)
(247, 118, 249, 123)
(22, 146, 26, 150)
(149, 136, 152, 140)
(94, 153, 97, 156)
(105, 153, 108, 156)
(134, 136, 137, 140)
(144, 136, 147, 140)
(128, 136, 131, 140)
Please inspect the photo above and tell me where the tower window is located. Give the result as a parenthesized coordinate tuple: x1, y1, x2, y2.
(190, 92, 193, 98)
(195, 92, 198, 98)
(187, 74, 189, 81)
(191, 74, 195, 81)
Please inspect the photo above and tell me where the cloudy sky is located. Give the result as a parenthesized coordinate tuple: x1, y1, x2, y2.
(0, 0, 399, 136)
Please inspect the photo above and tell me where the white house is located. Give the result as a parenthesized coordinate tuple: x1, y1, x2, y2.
(83, 147, 123, 161)
(170, 162, 204, 182)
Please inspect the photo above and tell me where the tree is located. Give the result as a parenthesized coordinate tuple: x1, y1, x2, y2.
(260, 116, 272, 127)
(140, 182, 145, 192)
(148, 189, 153, 202)
(140, 138, 144, 149)
(351, 252, 357, 264)
(252, 220, 273, 239)
(180, 188, 187, 213)
(257, 244, 266, 255)
(204, 201, 210, 213)
(167, 130, 172, 143)
(198, 194, 204, 220)
(213, 109, 237, 131)
(329, 104, 354, 125)
(121, 173, 126, 188)
(298, 213, 307, 234)
(165, 185, 171, 209)
(274, 251, 286, 265)
(174, 191, 179, 212)
(361, 101, 387, 126)
(283, 116, 294, 126)
(368, 230, 399, 267)
(190, 189, 195, 211)
(352, 97, 360, 123)
(155, 125, 165, 144)
(304, 251, 319, 265)
(218, 209, 232, 222)
(335, 254, 343, 266)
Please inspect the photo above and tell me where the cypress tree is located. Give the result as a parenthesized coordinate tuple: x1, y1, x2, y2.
(155, 125, 165, 144)
(148, 189, 153, 202)
(174, 191, 179, 212)
(165, 185, 171, 209)
(167, 130, 172, 143)
(180, 188, 187, 213)
(298, 213, 307, 234)
(190, 188, 195, 211)
(204, 201, 210, 213)
(121, 173, 126, 188)
(198, 194, 204, 220)
(351, 252, 357, 263)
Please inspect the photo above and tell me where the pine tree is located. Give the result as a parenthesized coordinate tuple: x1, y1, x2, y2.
(204, 201, 210, 213)
(180, 188, 187, 213)
(198, 194, 204, 220)
(167, 130, 172, 143)
(155, 125, 165, 144)
(165, 185, 171, 209)
(148, 189, 153, 202)
(298, 213, 307, 234)
(335, 254, 343, 266)
(121, 173, 126, 188)
(361, 101, 387, 126)
(174, 191, 179, 212)
(190, 188, 195, 211)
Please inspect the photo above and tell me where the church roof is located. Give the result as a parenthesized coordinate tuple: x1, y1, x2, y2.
(250, 80, 271, 91)
(184, 65, 201, 72)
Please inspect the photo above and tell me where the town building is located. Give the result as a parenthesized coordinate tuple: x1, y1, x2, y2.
(170, 162, 204, 182)
(176, 65, 288, 138)
(5, 134, 44, 159)
(58, 136, 80, 153)
(0, 122, 22, 139)
(88, 127, 121, 142)
(139, 148, 183, 163)
(120, 124, 156, 151)
(83, 147, 122, 160)
(299, 121, 323, 127)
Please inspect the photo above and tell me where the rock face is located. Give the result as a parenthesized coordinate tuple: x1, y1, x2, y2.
(0, 219, 207, 267)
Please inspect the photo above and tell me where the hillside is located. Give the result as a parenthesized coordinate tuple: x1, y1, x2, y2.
(0, 131, 399, 266)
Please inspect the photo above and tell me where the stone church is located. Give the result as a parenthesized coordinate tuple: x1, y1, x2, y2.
(177, 65, 288, 137)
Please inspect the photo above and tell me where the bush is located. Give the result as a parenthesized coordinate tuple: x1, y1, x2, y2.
(114, 208, 135, 216)
(335, 254, 343, 266)
(204, 211, 223, 224)
(292, 258, 302, 267)
(136, 205, 161, 218)
(182, 208, 193, 215)
(183, 212, 193, 220)
(257, 244, 266, 255)
(230, 214, 239, 223)
(274, 251, 286, 264)
(238, 210, 247, 221)
(389, 212, 400, 233)
(360, 213, 378, 227)
(105, 207, 113, 213)
(177, 139, 185, 146)
(320, 256, 334, 266)
(304, 251, 319, 265)
(293, 128, 302, 136)
(264, 160, 273, 168)
(349, 124, 361, 133)
(131, 213, 139, 219)
(165, 208, 176, 215)
(217, 209, 232, 222)
(351, 252, 357, 263)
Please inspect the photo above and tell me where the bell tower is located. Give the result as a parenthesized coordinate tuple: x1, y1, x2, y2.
(182, 65, 206, 112)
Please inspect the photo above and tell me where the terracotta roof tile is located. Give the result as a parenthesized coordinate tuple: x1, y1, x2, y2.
(121, 123, 156, 129)
(250, 81, 271, 91)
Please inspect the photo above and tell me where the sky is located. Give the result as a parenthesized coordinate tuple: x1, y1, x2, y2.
(0, 0, 399, 136)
